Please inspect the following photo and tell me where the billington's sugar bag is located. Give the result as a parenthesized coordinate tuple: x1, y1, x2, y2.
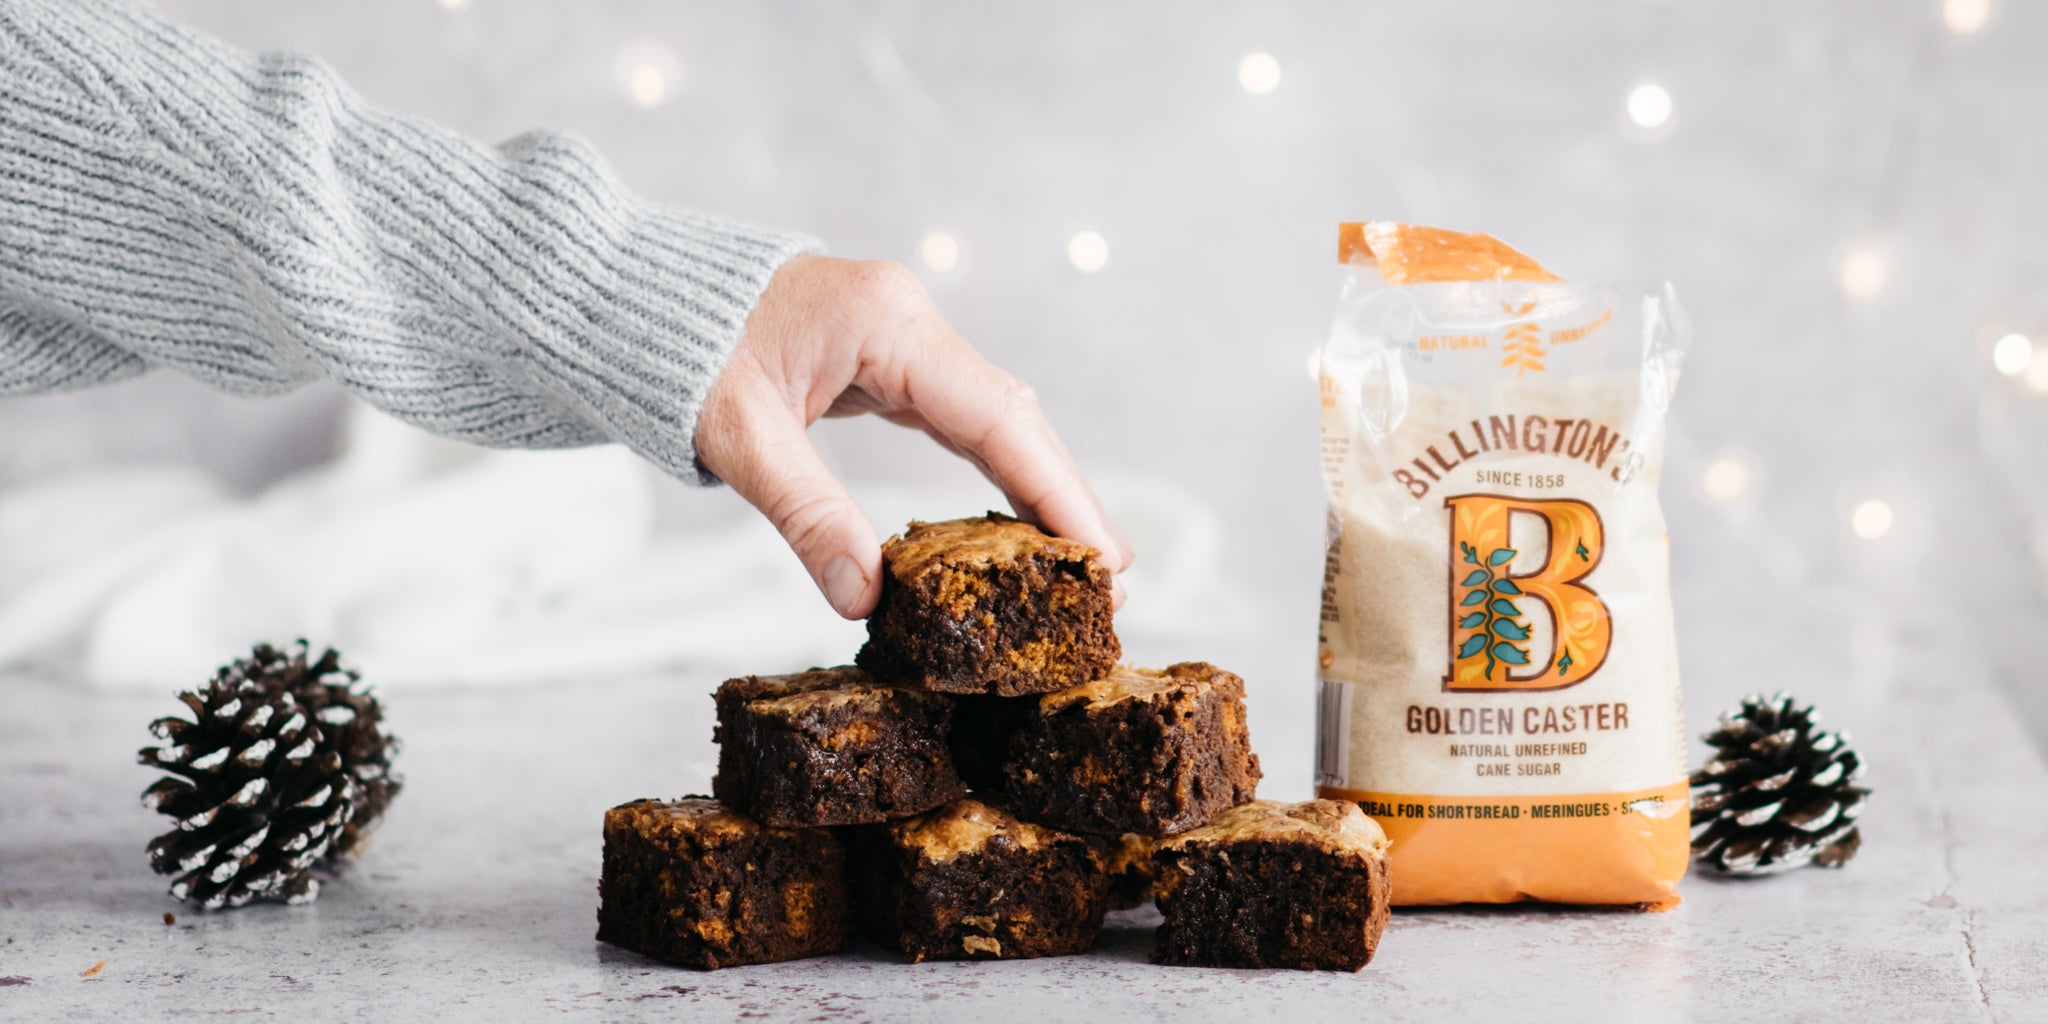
(1313, 222, 1690, 907)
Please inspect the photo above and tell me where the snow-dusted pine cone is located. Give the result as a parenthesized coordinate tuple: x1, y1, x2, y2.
(1690, 693, 1867, 875)
(139, 677, 356, 909)
(220, 642, 402, 859)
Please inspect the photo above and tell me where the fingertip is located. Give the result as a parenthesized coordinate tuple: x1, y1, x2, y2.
(1110, 575, 1128, 611)
(822, 551, 881, 620)
(1082, 515, 1134, 575)
(1027, 505, 1128, 575)
(1107, 525, 1135, 573)
(714, 408, 883, 620)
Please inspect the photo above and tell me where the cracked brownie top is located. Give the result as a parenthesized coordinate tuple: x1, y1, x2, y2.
(1161, 799, 1390, 859)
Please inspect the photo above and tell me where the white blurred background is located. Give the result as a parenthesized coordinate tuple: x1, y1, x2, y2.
(3, 0, 2045, 791)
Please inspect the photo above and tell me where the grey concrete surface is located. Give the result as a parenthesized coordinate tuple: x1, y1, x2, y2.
(3, 624, 2043, 1022)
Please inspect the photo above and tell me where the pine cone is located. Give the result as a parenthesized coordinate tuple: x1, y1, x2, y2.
(222, 642, 402, 859)
(138, 677, 356, 909)
(1690, 693, 1867, 875)
(139, 641, 402, 909)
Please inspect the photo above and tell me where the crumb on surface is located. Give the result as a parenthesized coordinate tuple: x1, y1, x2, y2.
(81, 960, 106, 978)
(163, 912, 176, 926)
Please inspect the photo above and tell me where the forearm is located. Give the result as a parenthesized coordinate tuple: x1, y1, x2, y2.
(0, 0, 814, 481)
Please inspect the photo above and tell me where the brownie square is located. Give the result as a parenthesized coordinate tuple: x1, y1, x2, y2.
(857, 514, 1119, 696)
(1103, 832, 1159, 910)
(1152, 799, 1393, 972)
(713, 666, 966, 827)
(596, 798, 852, 969)
(847, 798, 1108, 962)
(1001, 662, 1262, 837)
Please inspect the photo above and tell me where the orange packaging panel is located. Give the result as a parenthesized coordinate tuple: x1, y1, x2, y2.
(1317, 783, 1689, 909)
(1336, 220, 1560, 283)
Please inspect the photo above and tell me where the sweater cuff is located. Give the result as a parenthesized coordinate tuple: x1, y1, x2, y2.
(555, 200, 820, 486)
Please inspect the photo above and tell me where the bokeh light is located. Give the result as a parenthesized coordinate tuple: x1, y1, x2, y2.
(1852, 499, 1894, 540)
(614, 44, 680, 109)
(1626, 82, 1673, 129)
(1067, 231, 1109, 273)
(1238, 53, 1282, 95)
(919, 230, 961, 274)
(1991, 332, 2033, 377)
(1838, 247, 1887, 301)
(2026, 351, 2048, 394)
(1700, 454, 1754, 503)
(1943, 0, 1993, 36)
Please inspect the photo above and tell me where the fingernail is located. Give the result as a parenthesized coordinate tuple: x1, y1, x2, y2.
(1103, 526, 1133, 570)
(823, 555, 868, 618)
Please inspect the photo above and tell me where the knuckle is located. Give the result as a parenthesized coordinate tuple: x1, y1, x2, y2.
(768, 489, 848, 557)
(1002, 376, 1041, 412)
(979, 375, 1040, 445)
(844, 259, 925, 311)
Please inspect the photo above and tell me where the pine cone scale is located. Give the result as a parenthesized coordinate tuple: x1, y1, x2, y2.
(186, 747, 230, 772)
(234, 739, 276, 769)
(149, 717, 193, 741)
(140, 776, 195, 813)
(1782, 796, 1841, 832)
(147, 832, 218, 874)
(1731, 800, 1782, 827)
(1813, 828, 1861, 868)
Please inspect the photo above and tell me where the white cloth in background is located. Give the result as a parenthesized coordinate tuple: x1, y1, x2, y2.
(0, 410, 1241, 691)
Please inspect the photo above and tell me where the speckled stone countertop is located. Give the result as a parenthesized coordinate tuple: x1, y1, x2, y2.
(3, 653, 2043, 1023)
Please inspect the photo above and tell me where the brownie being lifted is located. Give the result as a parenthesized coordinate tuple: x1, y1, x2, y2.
(1002, 662, 1261, 837)
(597, 798, 852, 969)
(713, 667, 965, 828)
(1152, 799, 1392, 972)
(848, 798, 1108, 962)
(857, 514, 1119, 697)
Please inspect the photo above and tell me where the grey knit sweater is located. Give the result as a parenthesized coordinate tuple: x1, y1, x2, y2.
(0, 0, 816, 482)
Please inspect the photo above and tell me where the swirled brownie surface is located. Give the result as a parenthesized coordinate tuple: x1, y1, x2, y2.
(1152, 799, 1392, 971)
(857, 514, 1118, 696)
(596, 798, 852, 970)
(713, 666, 964, 828)
(848, 798, 1108, 962)
(1002, 662, 1261, 837)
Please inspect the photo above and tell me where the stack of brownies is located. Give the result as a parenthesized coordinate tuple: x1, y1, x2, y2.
(597, 514, 1392, 972)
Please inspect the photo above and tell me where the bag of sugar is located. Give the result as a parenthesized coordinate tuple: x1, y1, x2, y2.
(1312, 222, 1691, 907)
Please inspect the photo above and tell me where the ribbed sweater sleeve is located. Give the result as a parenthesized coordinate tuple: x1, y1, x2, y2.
(0, 0, 817, 482)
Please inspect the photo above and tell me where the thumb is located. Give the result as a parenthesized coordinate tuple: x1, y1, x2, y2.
(700, 391, 883, 620)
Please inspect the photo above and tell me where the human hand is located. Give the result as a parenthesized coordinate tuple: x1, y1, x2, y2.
(695, 255, 1133, 619)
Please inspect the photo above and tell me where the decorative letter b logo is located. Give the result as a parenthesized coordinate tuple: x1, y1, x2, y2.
(1444, 495, 1610, 691)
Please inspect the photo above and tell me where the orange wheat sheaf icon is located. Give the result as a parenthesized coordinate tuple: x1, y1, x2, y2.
(1443, 494, 1612, 692)
(1499, 300, 1545, 377)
